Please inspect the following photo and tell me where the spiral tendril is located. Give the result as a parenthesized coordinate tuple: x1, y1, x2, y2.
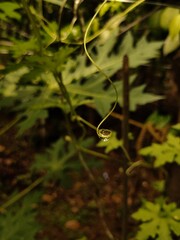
(84, 0, 118, 141)
(83, 0, 145, 141)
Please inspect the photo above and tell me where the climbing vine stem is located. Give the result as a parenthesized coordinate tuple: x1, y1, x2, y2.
(83, 0, 145, 141)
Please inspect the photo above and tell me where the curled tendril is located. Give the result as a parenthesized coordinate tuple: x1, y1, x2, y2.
(83, 0, 118, 141)
(83, 0, 145, 141)
(98, 129, 112, 142)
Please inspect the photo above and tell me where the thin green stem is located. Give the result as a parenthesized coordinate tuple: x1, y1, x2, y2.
(38, 0, 43, 15)
(21, 0, 43, 54)
(126, 160, 150, 175)
(54, 72, 76, 118)
(0, 116, 20, 135)
(84, 0, 145, 138)
(58, 0, 68, 40)
(0, 176, 44, 212)
(84, 0, 118, 138)
(121, 145, 132, 163)
(79, 146, 110, 160)
(76, 146, 115, 240)
(62, 108, 115, 240)
(76, 115, 97, 130)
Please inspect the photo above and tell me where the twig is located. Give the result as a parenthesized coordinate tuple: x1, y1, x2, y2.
(121, 55, 129, 240)
(76, 148, 115, 240)
(111, 111, 143, 128)
(79, 146, 110, 160)
(57, 0, 67, 40)
(55, 69, 115, 240)
(0, 176, 44, 213)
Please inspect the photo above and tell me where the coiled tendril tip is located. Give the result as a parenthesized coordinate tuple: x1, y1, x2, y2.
(97, 129, 112, 142)
(84, 0, 144, 141)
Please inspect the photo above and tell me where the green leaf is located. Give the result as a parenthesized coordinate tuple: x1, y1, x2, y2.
(64, 30, 162, 85)
(169, 14, 180, 38)
(0, 66, 29, 97)
(11, 38, 39, 58)
(149, 10, 162, 29)
(62, 55, 95, 85)
(97, 131, 122, 153)
(145, 201, 160, 213)
(132, 208, 155, 222)
(147, 111, 171, 129)
(171, 123, 180, 131)
(0, 192, 41, 240)
(0, 2, 21, 21)
(61, 30, 163, 118)
(99, 2, 122, 17)
(171, 209, 180, 221)
(160, 7, 179, 30)
(25, 47, 74, 73)
(132, 201, 160, 222)
(94, 96, 111, 118)
(17, 109, 48, 136)
(163, 34, 180, 55)
(99, 2, 113, 17)
(136, 219, 159, 240)
(152, 180, 165, 193)
(129, 85, 164, 111)
(31, 138, 76, 180)
(132, 198, 180, 240)
(158, 218, 171, 240)
(169, 219, 180, 236)
(119, 32, 163, 67)
(139, 133, 180, 167)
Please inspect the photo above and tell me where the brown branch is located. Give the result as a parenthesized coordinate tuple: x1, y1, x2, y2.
(86, 104, 143, 128)
(111, 112, 143, 128)
(121, 55, 129, 240)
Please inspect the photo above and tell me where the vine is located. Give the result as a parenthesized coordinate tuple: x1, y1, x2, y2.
(83, 0, 145, 141)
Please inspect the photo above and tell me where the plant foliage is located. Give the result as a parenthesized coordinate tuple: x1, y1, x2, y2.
(139, 127, 180, 167)
(1, 0, 179, 239)
(31, 138, 76, 180)
(0, 26, 163, 135)
(0, 192, 41, 240)
(97, 131, 122, 153)
(132, 198, 180, 240)
(160, 8, 180, 54)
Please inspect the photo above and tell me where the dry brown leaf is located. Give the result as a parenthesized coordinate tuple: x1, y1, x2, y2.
(64, 219, 81, 230)
(0, 145, 6, 152)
